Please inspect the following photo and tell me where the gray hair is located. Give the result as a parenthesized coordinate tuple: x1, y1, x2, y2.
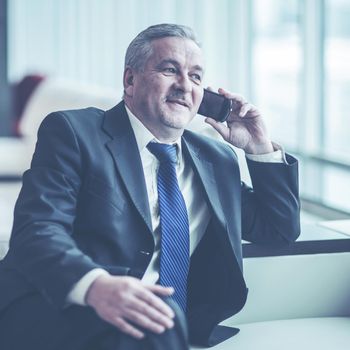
(124, 23, 201, 72)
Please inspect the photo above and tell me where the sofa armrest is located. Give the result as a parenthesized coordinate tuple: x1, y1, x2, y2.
(228, 252, 350, 325)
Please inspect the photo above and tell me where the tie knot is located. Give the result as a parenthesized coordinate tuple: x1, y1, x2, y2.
(147, 142, 177, 164)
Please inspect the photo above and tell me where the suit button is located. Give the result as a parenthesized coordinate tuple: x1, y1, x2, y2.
(140, 250, 151, 256)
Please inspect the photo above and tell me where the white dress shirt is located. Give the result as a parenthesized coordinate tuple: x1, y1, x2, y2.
(67, 105, 285, 305)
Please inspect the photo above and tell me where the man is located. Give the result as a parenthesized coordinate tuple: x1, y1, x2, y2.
(0, 24, 300, 349)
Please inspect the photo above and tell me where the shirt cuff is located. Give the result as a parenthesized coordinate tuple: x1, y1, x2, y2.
(245, 142, 287, 164)
(66, 268, 110, 306)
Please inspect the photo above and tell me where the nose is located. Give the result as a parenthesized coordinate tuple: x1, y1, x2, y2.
(174, 73, 192, 93)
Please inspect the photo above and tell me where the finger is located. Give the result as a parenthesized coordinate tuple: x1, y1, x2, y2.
(218, 88, 246, 103)
(124, 309, 168, 334)
(113, 316, 145, 339)
(130, 297, 175, 329)
(249, 106, 260, 116)
(239, 103, 251, 117)
(240, 103, 260, 118)
(217, 88, 250, 117)
(146, 284, 174, 296)
(136, 287, 175, 319)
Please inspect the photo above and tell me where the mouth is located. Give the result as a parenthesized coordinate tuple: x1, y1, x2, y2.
(166, 98, 190, 109)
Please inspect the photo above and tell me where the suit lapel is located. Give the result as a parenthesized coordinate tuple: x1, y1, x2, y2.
(102, 102, 152, 233)
(182, 134, 227, 229)
(101, 103, 227, 234)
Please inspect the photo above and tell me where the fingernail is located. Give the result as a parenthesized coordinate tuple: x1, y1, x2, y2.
(167, 287, 175, 294)
(157, 326, 166, 334)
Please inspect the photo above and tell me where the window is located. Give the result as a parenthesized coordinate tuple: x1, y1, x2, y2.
(324, 0, 350, 162)
(252, 0, 350, 214)
(251, 0, 302, 149)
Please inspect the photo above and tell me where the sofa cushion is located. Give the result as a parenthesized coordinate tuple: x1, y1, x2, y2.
(191, 317, 350, 350)
(230, 253, 350, 324)
(0, 183, 21, 259)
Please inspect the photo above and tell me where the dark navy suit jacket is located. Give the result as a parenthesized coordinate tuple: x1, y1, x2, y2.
(0, 101, 300, 345)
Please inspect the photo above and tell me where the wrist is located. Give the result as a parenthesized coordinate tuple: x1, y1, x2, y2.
(244, 140, 274, 155)
(85, 274, 111, 307)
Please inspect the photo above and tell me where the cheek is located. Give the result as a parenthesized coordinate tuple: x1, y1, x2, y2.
(154, 75, 174, 92)
(138, 76, 172, 106)
(193, 88, 204, 107)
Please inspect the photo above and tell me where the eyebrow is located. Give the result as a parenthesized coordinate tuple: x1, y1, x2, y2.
(158, 59, 204, 74)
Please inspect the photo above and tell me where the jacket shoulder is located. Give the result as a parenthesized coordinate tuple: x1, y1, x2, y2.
(35, 107, 109, 145)
(43, 106, 104, 127)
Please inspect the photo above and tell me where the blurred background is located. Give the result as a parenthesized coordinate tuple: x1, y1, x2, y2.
(1, 0, 350, 251)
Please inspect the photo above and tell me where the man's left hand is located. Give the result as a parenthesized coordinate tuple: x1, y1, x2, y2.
(205, 88, 274, 155)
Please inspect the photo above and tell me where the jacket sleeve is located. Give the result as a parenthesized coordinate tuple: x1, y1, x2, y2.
(241, 154, 301, 246)
(7, 112, 128, 308)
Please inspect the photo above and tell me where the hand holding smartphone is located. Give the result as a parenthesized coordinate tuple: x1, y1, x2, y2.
(197, 89, 233, 122)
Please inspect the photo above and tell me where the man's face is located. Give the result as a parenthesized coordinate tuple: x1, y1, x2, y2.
(124, 37, 204, 140)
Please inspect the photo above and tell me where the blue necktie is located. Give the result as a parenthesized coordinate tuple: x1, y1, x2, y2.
(147, 142, 190, 311)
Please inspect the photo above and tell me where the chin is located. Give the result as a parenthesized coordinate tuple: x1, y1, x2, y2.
(162, 114, 193, 130)
(162, 108, 194, 126)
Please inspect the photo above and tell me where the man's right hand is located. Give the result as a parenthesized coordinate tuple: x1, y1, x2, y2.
(86, 274, 175, 339)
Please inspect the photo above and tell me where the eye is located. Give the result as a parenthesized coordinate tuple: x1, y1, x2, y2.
(190, 73, 202, 84)
(163, 67, 177, 75)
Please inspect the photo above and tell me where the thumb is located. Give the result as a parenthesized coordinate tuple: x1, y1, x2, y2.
(205, 117, 229, 139)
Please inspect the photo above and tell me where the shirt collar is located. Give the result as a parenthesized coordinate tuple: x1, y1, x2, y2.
(124, 103, 183, 162)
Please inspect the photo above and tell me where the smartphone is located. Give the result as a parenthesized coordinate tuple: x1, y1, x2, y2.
(197, 89, 233, 122)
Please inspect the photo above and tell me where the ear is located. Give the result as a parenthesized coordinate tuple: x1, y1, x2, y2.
(123, 67, 134, 97)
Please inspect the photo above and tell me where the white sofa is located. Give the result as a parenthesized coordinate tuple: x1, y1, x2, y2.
(192, 252, 350, 349)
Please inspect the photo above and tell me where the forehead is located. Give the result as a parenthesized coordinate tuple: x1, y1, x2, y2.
(147, 37, 204, 68)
